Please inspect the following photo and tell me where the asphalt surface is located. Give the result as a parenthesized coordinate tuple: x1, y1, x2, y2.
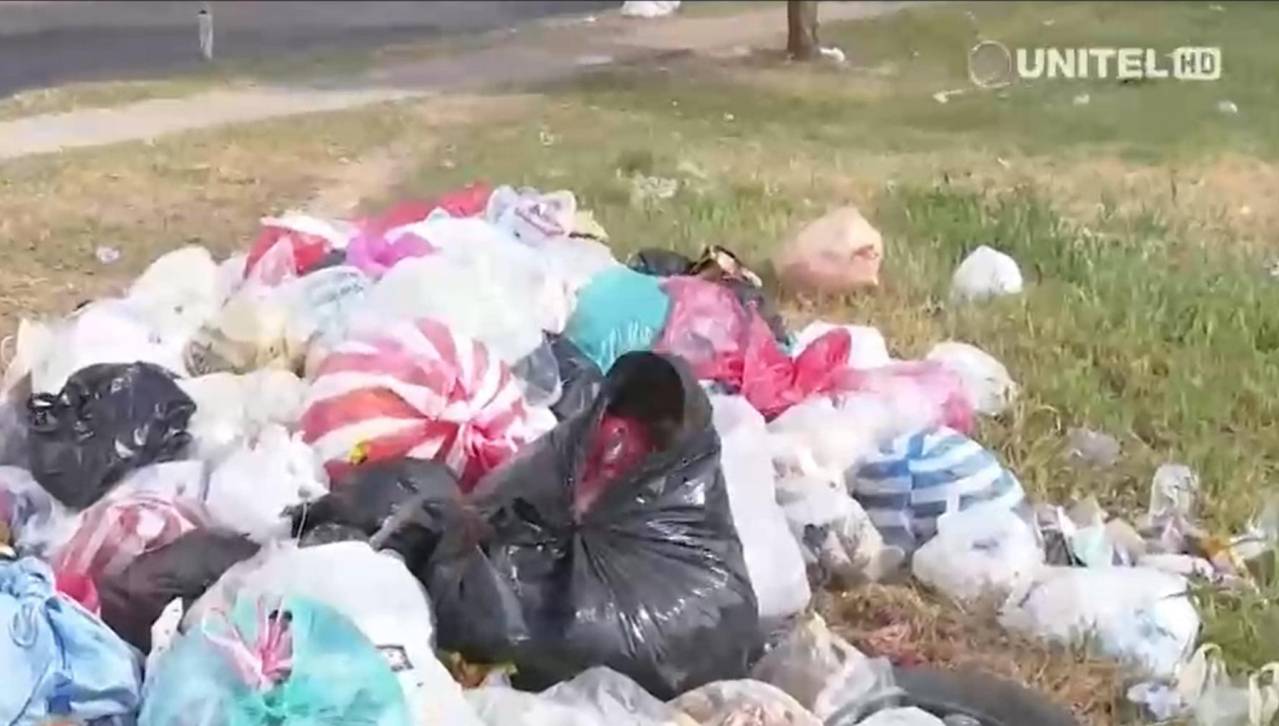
(0, 1, 616, 96)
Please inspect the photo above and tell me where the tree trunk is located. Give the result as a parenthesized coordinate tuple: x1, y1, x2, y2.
(787, 1, 819, 61)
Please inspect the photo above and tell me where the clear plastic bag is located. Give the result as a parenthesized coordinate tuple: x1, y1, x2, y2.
(751, 614, 901, 721)
(924, 341, 1018, 417)
(541, 667, 691, 726)
(205, 425, 328, 542)
(179, 369, 309, 464)
(671, 679, 822, 726)
(711, 395, 811, 621)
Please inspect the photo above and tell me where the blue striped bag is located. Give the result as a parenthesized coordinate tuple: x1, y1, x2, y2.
(848, 426, 1026, 553)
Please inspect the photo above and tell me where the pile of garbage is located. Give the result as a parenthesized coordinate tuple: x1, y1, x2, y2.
(0, 183, 1273, 725)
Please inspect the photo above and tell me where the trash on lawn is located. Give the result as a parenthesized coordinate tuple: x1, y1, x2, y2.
(1072, 93, 1091, 106)
(1065, 426, 1121, 468)
(95, 245, 122, 264)
(1000, 566, 1200, 678)
(820, 46, 848, 64)
(924, 341, 1018, 416)
(5, 178, 1266, 723)
(950, 245, 1024, 303)
(1217, 100, 1239, 115)
(774, 206, 884, 293)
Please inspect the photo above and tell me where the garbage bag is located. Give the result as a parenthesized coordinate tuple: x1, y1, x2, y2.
(28, 299, 192, 394)
(950, 246, 1024, 303)
(925, 341, 1018, 417)
(548, 333, 605, 421)
(197, 541, 481, 726)
(1177, 643, 1279, 726)
(0, 557, 142, 725)
(833, 361, 975, 435)
(485, 185, 577, 246)
(0, 465, 79, 559)
(28, 362, 196, 509)
(793, 322, 892, 369)
(564, 267, 671, 373)
(354, 213, 574, 351)
(301, 317, 555, 489)
(856, 708, 946, 726)
(127, 245, 225, 354)
(629, 246, 789, 345)
(777, 476, 902, 585)
(277, 265, 371, 354)
(345, 225, 435, 279)
(53, 470, 208, 587)
(138, 592, 412, 726)
(621, 1, 682, 19)
(184, 284, 300, 376)
(98, 529, 259, 652)
(540, 667, 692, 725)
(510, 337, 564, 410)
(911, 502, 1044, 602)
(774, 206, 884, 293)
(751, 615, 900, 722)
(999, 566, 1200, 678)
(287, 457, 463, 546)
(671, 680, 822, 726)
(243, 213, 353, 284)
(711, 395, 811, 621)
(850, 427, 1025, 554)
(205, 425, 328, 542)
(417, 351, 761, 699)
(179, 369, 308, 463)
(0, 395, 28, 468)
(354, 183, 492, 247)
(655, 277, 849, 419)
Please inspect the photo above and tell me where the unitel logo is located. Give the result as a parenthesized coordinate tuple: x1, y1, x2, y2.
(968, 41, 1221, 88)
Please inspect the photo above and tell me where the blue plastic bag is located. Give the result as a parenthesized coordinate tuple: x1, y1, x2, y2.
(139, 593, 411, 726)
(0, 556, 142, 725)
(849, 427, 1026, 553)
(564, 267, 671, 372)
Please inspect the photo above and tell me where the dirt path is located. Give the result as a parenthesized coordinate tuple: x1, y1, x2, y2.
(0, 2, 915, 160)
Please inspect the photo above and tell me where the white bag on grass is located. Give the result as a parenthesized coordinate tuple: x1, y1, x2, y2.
(30, 299, 189, 393)
(204, 424, 327, 542)
(126, 245, 223, 349)
(912, 502, 1044, 603)
(950, 246, 1024, 303)
(925, 341, 1017, 416)
(1000, 566, 1200, 678)
(710, 396, 811, 621)
(792, 322, 892, 370)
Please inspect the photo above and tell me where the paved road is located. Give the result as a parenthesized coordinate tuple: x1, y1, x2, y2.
(0, 1, 615, 96)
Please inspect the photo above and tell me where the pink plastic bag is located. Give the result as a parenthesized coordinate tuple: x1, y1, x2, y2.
(655, 278, 851, 419)
(244, 215, 350, 284)
(300, 318, 555, 489)
(344, 230, 435, 280)
(345, 184, 494, 279)
(53, 490, 207, 587)
(834, 361, 975, 435)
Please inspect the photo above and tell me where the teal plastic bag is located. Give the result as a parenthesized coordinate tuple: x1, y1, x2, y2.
(139, 593, 411, 726)
(565, 267, 671, 372)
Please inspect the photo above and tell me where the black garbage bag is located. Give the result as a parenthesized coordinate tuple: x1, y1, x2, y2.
(27, 362, 195, 510)
(287, 458, 464, 544)
(407, 351, 761, 699)
(98, 529, 258, 651)
(627, 248, 695, 277)
(547, 334, 604, 421)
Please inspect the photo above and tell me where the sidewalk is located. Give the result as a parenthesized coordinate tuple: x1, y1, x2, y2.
(0, 2, 914, 160)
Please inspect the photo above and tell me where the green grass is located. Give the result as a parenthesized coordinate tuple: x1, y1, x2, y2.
(1, 0, 1276, 712)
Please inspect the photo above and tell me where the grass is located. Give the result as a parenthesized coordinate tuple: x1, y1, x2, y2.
(1, 1, 1277, 722)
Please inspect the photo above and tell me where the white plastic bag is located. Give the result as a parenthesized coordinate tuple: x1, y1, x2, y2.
(950, 246, 1024, 303)
(710, 396, 811, 621)
(777, 476, 901, 583)
(277, 265, 371, 350)
(1177, 644, 1279, 726)
(126, 245, 223, 350)
(856, 708, 946, 726)
(911, 503, 1044, 602)
(467, 688, 601, 726)
(792, 322, 892, 370)
(30, 299, 189, 393)
(184, 285, 297, 376)
(751, 614, 900, 721)
(197, 541, 484, 726)
(179, 369, 308, 463)
(542, 667, 692, 726)
(1000, 566, 1200, 678)
(356, 223, 569, 364)
(924, 341, 1017, 416)
(671, 680, 822, 726)
(204, 425, 327, 542)
(621, 0, 682, 18)
(485, 185, 578, 247)
(0, 465, 80, 558)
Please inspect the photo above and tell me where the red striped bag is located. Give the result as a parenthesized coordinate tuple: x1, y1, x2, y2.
(54, 490, 207, 587)
(301, 318, 555, 489)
